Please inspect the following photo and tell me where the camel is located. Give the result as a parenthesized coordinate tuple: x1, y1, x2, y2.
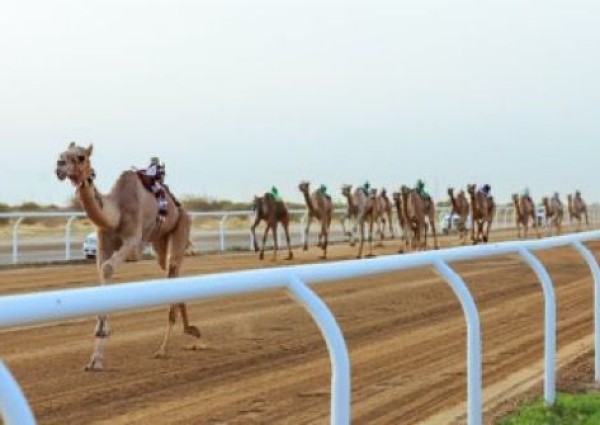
(377, 189, 395, 240)
(298, 181, 333, 259)
(568, 192, 589, 232)
(448, 187, 470, 245)
(511, 193, 541, 239)
(250, 193, 293, 261)
(542, 196, 564, 236)
(341, 184, 359, 246)
(55, 143, 201, 371)
(353, 186, 380, 258)
(399, 185, 428, 251)
(467, 184, 495, 243)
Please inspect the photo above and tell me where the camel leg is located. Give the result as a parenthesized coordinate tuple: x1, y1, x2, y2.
(367, 216, 375, 257)
(303, 217, 312, 251)
(250, 217, 261, 252)
(357, 220, 365, 259)
(85, 230, 116, 371)
(320, 218, 330, 259)
(533, 214, 541, 238)
(155, 212, 202, 358)
(430, 213, 439, 249)
(282, 217, 294, 260)
(259, 224, 270, 260)
(350, 216, 357, 247)
(271, 221, 279, 261)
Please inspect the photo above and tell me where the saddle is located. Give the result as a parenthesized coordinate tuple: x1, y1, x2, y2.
(135, 171, 181, 207)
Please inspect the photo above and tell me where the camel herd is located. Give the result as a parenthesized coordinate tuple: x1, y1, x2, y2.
(54, 143, 591, 370)
(253, 182, 591, 262)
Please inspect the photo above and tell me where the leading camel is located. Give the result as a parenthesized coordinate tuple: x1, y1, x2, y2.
(400, 185, 428, 251)
(377, 189, 395, 241)
(512, 193, 541, 239)
(250, 193, 293, 261)
(568, 192, 589, 232)
(298, 181, 332, 259)
(353, 186, 380, 258)
(448, 187, 470, 245)
(467, 184, 494, 243)
(55, 143, 201, 370)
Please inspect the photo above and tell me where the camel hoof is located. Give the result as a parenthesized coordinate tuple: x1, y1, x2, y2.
(101, 263, 114, 280)
(259, 252, 265, 260)
(84, 360, 103, 371)
(184, 325, 202, 339)
(185, 342, 208, 351)
(366, 254, 376, 258)
(154, 350, 167, 359)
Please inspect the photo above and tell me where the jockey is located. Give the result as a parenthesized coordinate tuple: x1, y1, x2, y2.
(522, 187, 531, 200)
(575, 190, 582, 199)
(270, 186, 282, 202)
(361, 181, 371, 195)
(479, 184, 492, 198)
(415, 179, 430, 200)
(553, 192, 562, 205)
(318, 184, 332, 200)
(143, 156, 168, 218)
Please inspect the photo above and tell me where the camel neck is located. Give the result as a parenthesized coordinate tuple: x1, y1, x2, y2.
(302, 190, 316, 214)
(77, 181, 119, 230)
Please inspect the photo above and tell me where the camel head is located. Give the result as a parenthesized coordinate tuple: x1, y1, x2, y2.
(400, 185, 410, 195)
(392, 192, 401, 202)
(380, 188, 388, 197)
(466, 184, 476, 195)
(512, 193, 519, 203)
(369, 188, 378, 198)
(298, 181, 310, 194)
(252, 195, 262, 211)
(341, 184, 352, 197)
(56, 142, 94, 186)
(448, 187, 454, 197)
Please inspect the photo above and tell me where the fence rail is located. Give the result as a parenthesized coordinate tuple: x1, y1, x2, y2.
(1, 230, 600, 424)
(0, 204, 572, 265)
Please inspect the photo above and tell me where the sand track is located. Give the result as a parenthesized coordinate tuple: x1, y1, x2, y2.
(0, 231, 598, 424)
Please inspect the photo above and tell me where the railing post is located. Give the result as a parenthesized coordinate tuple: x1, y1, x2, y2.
(65, 216, 77, 261)
(518, 247, 556, 405)
(571, 241, 600, 382)
(286, 275, 350, 425)
(433, 259, 482, 425)
(11, 217, 24, 265)
(219, 214, 229, 252)
(0, 361, 36, 425)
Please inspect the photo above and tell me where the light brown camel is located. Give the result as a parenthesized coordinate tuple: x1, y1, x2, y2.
(448, 187, 470, 245)
(55, 143, 201, 370)
(467, 184, 495, 243)
(542, 195, 564, 236)
(341, 184, 359, 246)
(298, 181, 333, 259)
(568, 192, 589, 232)
(392, 191, 408, 252)
(400, 185, 427, 251)
(353, 186, 380, 258)
(512, 193, 541, 239)
(250, 193, 293, 261)
(377, 188, 395, 240)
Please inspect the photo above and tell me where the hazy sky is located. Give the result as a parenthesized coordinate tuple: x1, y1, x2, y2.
(1, 0, 598, 206)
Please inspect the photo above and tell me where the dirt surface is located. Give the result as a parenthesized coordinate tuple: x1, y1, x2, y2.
(0, 228, 599, 424)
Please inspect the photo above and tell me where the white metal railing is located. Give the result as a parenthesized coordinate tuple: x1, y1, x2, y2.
(0, 205, 529, 265)
(1, 230, 600, 424)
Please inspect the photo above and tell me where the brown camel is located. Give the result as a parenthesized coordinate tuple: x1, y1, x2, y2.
(512, 193, 541, 239)
(377, 188, 396, 240)
(55, 143, 201, 370)
(354, 186, 380, 258)
(250, 193, 293, 261)
(542, 195, 564, 236)
(298, 181, 333, 259)
(568, 191, 589, 232)
(448, 187, 470, 245)
(467, 184, 495, 243)
(341, 184, 359, 246)
(400, 185, 427, 251)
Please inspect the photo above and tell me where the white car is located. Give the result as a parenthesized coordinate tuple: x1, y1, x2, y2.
(82, 232, 153, 260)
(440, 214, 472, 235)
(83, 232, 97, 259)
